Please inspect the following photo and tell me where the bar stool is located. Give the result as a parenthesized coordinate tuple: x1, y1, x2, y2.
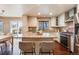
(19, 41, 35, 55)
(39, 42, 54, 55)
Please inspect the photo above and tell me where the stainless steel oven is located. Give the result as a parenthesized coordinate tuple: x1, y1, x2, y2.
(60, 32, 68, 48)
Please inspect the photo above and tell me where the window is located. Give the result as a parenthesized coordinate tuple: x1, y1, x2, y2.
(39, 21, 49, 30)
(0, 21, 3, 34)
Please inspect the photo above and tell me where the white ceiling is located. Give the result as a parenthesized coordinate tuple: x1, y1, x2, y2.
(0, 4, 77, 17)
(23, 4, 76, 17)
(0, 4, 23, 17)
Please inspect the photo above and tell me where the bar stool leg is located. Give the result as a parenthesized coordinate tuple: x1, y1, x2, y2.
(4, 42, 8, 53)
(1, 46, 4, 54)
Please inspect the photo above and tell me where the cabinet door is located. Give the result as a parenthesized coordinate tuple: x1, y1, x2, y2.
(56, 17, 58, 26)
(28, 17, 37, 27)
(58, 13, 65, 26)
(65, 12, 69, 20)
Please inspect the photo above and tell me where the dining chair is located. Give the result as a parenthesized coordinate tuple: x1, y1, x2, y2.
(39, 42, 54, 55)
(19, 41, 35, 55)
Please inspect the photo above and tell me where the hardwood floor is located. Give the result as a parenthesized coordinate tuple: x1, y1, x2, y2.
(53, 41, 70, 55)
(0, 38, 71, 55)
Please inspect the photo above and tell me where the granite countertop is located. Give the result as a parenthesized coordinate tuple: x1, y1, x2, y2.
(22, 32, 57, 38)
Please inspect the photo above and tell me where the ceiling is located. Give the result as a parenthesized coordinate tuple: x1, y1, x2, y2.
(23, 4, 77, 17)
(0, 4, 77, 17)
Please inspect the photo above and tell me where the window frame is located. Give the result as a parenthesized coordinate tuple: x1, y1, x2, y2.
(38, 21, 49, 31)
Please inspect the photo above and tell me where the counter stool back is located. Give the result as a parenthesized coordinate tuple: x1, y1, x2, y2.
(40, 42, 54, 55)
(19, 41, 35, 55)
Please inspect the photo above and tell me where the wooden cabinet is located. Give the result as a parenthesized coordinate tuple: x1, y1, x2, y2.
(28, 17, 38, 27)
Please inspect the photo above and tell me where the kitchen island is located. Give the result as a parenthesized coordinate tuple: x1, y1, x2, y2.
(21, 32, 57, 55)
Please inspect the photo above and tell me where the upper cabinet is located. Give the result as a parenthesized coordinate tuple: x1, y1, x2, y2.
(65, 7, 77, 21)
(57, 7, 77, 26)
(50, 14, 65, 27)
(58, 13, 66, 26)
(56, 17, 58, 26)
(50, 17, 56, 27)
(28, 17, 38, 27)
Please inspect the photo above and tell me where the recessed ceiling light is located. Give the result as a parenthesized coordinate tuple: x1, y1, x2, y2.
(49, 12, 53, 15)
(38, 12, 40, 15)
